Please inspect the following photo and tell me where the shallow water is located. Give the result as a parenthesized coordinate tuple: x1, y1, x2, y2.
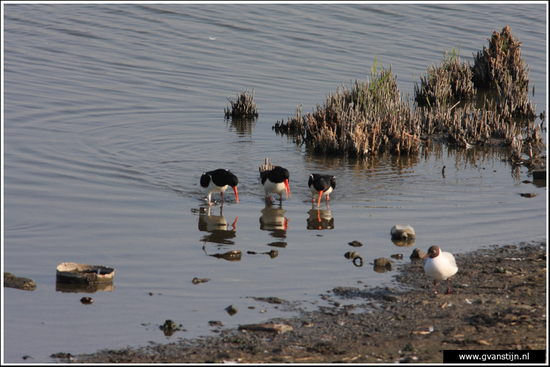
(2, 3, 547, 363)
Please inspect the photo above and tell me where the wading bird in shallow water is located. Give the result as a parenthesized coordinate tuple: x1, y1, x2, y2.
(308, 174, 336, 207)
(423, 245, 458, 295)
(200, 169, 239, 205)
(260, 166, 291, 203)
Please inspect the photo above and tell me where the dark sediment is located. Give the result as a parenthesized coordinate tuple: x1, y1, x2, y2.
(72, 242, 546, 363)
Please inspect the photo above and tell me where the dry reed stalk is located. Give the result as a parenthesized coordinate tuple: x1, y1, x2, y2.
(259, 157, 274, 174)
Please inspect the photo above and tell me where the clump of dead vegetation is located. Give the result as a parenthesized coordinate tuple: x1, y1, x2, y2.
(224, 87, 259, 119)
(273, 26, 545, 163)
(414, 46, 476, 107)
(274, 61, 422, 157)
(472, 25, 537, 121)
(415, 25, 543, 166)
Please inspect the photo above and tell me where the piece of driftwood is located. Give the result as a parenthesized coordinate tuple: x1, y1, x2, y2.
(259, 157, 274, 174)
(4, 272, 36, 291)
(238, 323, 293, 333)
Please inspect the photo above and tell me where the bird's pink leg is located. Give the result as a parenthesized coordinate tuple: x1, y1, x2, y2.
(433, 280, 438, 295)
(445, 278, 453, 295)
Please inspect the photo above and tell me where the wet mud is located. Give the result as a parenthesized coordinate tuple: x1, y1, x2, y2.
(71, 242, 546, 363)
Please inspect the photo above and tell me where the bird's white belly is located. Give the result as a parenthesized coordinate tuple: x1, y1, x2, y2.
(207, 181, 228, 194)
(424, 255, 458, 280)
(264, 180, 286, 195)
(310, 186, 333, 197)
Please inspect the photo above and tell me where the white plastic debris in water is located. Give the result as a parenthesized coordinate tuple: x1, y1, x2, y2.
(56, 263, 115, 284)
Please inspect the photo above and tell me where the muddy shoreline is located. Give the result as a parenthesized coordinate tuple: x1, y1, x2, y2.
(70, 242, 546, 363)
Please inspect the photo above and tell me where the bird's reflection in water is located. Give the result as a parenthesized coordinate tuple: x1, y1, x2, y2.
(306, 203, 334, 230)
(198, 205, 238, 245)
(259, 202, 288, 245)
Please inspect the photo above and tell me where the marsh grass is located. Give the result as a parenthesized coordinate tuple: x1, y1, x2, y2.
(273, 26, 544, 162)
(275, 64, 422, 157)
(414, 46, 476, 108)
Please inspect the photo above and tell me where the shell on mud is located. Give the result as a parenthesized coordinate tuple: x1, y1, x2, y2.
(56, 263, 115, 284)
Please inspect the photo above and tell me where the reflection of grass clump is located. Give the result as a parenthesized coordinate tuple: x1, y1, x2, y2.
(224, 87, 259, 119)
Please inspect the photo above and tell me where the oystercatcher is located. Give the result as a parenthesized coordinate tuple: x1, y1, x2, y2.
(308, 174, 336, 207)
(260, 166, 291, 203)
(423, 245, 458, 295)
(200, 169, 239, 205)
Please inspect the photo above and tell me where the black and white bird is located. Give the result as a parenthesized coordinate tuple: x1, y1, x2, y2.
(260, 166, 291, 203)
(423, 245, 458, 295)
(308, 174, 336, 207)
(200, 169, 239, 205)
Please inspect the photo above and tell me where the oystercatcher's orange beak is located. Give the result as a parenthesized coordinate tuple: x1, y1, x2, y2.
(317, 190, 323, 207)
(233, 186, 239, 203)
(284, 179, 291, 198)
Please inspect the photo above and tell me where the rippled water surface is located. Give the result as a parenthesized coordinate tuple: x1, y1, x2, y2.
(3, 3, 547, 363)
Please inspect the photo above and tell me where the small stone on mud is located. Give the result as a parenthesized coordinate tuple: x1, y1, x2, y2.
(192, 277, 211, 284)
(345, 251, 360, 259)
(390, 225, 415, 240)
(374, 258, 393, 269)
(160, 320, 178, 332)
(410, 248, 424, 260)
(80, 297, 93, 305)
(226, 305, 238, 316)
